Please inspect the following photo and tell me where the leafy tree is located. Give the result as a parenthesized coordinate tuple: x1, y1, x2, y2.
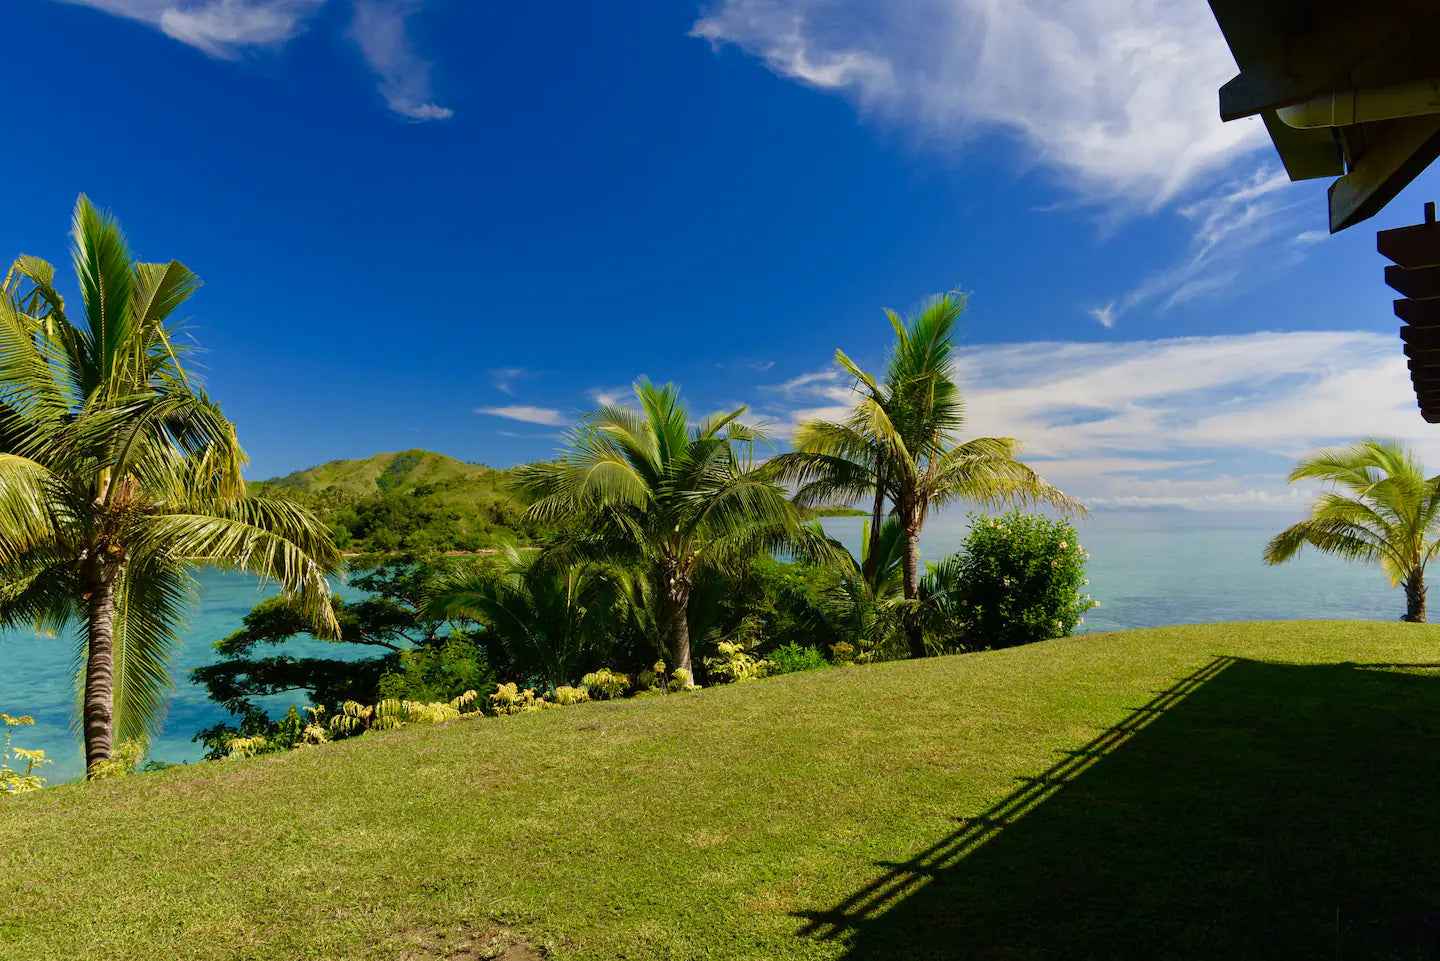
(0, 197, 339, 775)
(512, 380, 805, 674)
(771, 293, 1083, 657)
(427, 546, 619, 689)
(1265, 438, 1440, 622)
(193, 557, 489, 750)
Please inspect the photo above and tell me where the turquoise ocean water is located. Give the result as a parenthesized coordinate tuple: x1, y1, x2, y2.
(0, 510, 1403, 782)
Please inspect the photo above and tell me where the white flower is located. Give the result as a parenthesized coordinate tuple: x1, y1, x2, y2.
(1083, 579, 1090, 586)
(1051, 560, 1059, 568)
(1059, 541, 1067, 549)
(1093, 600, 1101, 608)
(1002, 578, 1011, 587)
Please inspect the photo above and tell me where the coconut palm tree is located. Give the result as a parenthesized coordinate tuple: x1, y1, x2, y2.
(771, 293, 1084, 657)
(511, 380, 804, 675)
(0, 196, 340, 775)
(427, 546, 620, 689)
(1265, 439, 1440, 622)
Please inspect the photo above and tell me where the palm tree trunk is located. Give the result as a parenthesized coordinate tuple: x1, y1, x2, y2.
(663, 582, 693, 676)
(902, 516, 924, 659)
(83, 562, 119, 776)
(1405, 569, 1427, 623)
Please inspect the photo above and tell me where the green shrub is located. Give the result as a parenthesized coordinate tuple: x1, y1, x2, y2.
(0, 713, 51, 794)
(766, 642, 829, 675)
(579, 668, 630, 700)
(829, 641, 856, 666)
(552, 685, 590, 706)
(932, 510, 1095, 651)
(705, 639, 770, 683)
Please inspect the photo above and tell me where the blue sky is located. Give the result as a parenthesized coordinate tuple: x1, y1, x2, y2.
(6, 0, 1440, 509)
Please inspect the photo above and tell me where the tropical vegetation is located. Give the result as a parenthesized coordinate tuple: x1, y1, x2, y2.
(0, 197, 339, 776)
(770, 292, 1083, 656)
(1265, 438, 1440, 622)
(511, 380, 812, 675)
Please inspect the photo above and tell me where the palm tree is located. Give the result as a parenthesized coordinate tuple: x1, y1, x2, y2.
(812, 516, 908, 657)
(1265, 439, 1440, 623)
(512, 380, 803, 675)
(0, 196, 340, 775)
(772, 293, 1084, 657)
(427, 546, 619, 689)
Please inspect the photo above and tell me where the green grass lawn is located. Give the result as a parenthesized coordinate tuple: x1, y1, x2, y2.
(6, 621, 1440, 960)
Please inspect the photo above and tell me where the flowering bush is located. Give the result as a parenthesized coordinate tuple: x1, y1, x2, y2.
(937, 511, 1095, 650)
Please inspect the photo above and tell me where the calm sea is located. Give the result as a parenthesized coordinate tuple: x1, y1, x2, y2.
(0, 510, 1402, 782)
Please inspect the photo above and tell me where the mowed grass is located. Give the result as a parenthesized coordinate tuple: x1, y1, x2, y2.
(5, 621, 1440, 960)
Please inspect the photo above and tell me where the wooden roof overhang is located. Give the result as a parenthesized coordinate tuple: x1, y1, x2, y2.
(1209, 0, 1440, 232)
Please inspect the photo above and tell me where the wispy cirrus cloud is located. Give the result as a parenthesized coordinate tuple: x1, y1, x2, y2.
(692, 1, 1326, 328)
(55, 0, 451, 119)
(693, 0, 1265, 209)
(486, 367, 532, 397)
(475, 405, 568, 427)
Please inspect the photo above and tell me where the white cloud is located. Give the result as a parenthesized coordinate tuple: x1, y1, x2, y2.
(350, 0, 452, 120)
(486, 367, 531, 397)
(588, 386, 632, 407)
(55, 0, 450, 120)
(1295, 230, 1330, 245)
(693, 0, 1266, 209)
(759, 330, 1429, 509)
(1093, 165, 1311, 325)
(475, 405, 569, 427)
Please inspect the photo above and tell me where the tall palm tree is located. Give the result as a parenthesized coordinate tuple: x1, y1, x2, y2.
(0, 196, 340, 775)
(512, 380, 803, 675)
(772, 293, 1083, 657)
(1265, 439, 1440, 623)
(427, 546, 619, 689)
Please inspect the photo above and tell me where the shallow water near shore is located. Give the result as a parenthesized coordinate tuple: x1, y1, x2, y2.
(0, 509, 1402, 782)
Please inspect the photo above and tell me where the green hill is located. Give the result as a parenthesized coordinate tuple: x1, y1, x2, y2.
(6, 621, 1440, 959)
(262, 449, 507, 498)
(255, 450, 538, 552)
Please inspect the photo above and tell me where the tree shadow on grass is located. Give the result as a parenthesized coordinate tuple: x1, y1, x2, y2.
(799, 656, 1440, 960)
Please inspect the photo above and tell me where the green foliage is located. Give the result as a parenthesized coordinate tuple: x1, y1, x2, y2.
(0, 713, 51, 794)
(193, 556, 489, 748)
(930, 511, 1095, 651)
(766, 642, 829, 675)
(0, 196, 341, 774)
(829, 641, 856, 665)
(87, 738, 149, 781)
(489, 682, 547, 715)
(426, 547, 619, 689)
(256, 449, 550, 553)
(552, 685, 590, 706)
(1265, 438, 1440, 621)
(330, 691, 479, 736)
(705, 633, 771, 683)
(579, 668, 630, 699)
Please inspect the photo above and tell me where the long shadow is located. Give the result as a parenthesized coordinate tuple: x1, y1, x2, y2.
(799, 657, 1440, 960)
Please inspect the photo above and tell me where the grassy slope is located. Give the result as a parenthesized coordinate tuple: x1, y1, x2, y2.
(5, 621, 1440, 960)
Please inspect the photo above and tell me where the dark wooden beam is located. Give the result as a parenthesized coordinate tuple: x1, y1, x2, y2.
(1216, 0, 1438, 121)
(1386, 264, 1440, 298)
(1395, 299, 1440, 326)
(1332, 118, 1440, 233)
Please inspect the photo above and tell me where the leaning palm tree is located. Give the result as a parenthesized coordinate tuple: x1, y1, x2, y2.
(512, 380, 804, 674)
(0, 196, 340, 775)
(771, 293, 1084, 657)
(426, 546, 619, 689)
(1265, 438, 1440, 622)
